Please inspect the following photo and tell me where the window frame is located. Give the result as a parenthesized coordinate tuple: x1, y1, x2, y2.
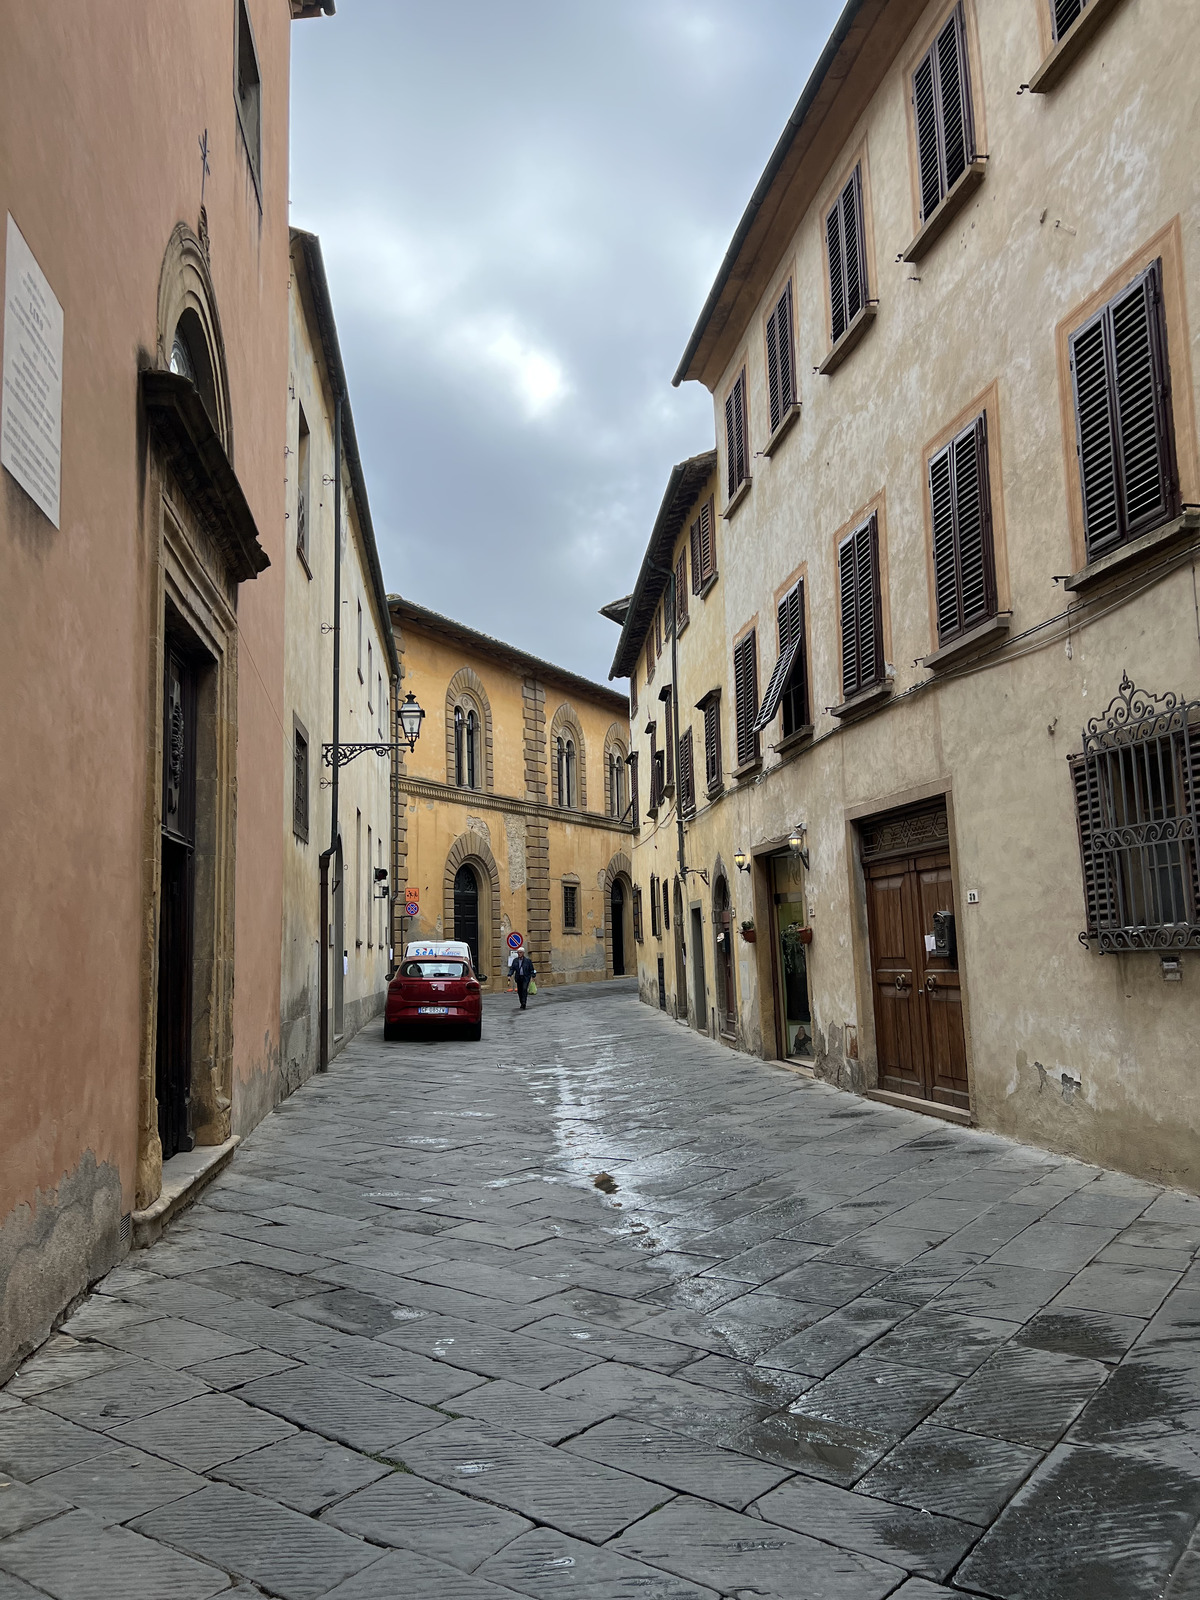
(690, 497, 717, 592)
(233, 0, 263, 201)
(698, 690, 723, 797)
(679, 726, 696, 817)
(633, 884, 644, 943)
(764, 279, 797, 438)
(562, 880, 581, 933)
(732, 628, 760, 771)
(911, 2, 976, 226)
(295, 401, 311, 571)
(928, 413, 998, 646)
(754, 577, 809, 739)
(292, 715, 309, 843)
(723, 368, 750, 510)
(837, 512, 886, 703)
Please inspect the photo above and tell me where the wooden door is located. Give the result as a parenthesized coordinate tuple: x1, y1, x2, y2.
(865, 849, 968, 1108)
(156, 647, 196, 1159)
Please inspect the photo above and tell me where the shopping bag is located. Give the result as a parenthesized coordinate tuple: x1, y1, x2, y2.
(528, 980, 537, 995)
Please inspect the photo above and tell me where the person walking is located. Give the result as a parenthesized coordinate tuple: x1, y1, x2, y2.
(511, 947, 536, 1010)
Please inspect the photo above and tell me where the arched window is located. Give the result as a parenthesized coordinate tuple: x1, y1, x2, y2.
(453, 703, 480, 790)
(454, 706, 465, 787)
(557, 736, 576, 809)
(609, 751, 625, 818)
(466, 708, 478, 790)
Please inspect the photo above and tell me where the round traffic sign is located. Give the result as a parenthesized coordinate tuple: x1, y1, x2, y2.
(507, 931, 523, 949)
(405, 901, 420, 918)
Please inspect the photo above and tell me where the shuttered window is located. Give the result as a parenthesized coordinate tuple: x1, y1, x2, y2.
(654, 607, 662, 658)
(645, 633, 655, 684)
(629, 667, 638, 717)
(648, 725, 660, 809)
(1052, 0, 1085, 41)
(733, 631, 759, 767)
(929, 414, 996, 644)
(765, 282, 796, 435)
(664, 696, 674, 788)
(679, 728, 696, 817)
(838, 515, 885, 700)
(827, 166, 867, 345)
(912, 5, 975, 223)
(690, 498, 716, 591)
(675, 548, 688, 629)
(1070, 259, 1177, 561)
(703, 696, 722, 793)
(633, 884, 643, 942)
(753, 581, 808, 736)
(628, 751, 639, 826)
(724, 370, 749, 500)
(650, 875, 660, 938)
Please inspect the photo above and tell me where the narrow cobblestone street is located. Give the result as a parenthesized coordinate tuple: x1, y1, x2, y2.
(3, 982, 1200, 1599)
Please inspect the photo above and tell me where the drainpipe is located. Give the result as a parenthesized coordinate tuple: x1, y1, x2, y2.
(318, 394, 344, 1072)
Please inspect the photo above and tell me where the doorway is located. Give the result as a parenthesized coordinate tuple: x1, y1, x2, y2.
(454, 863, 481, 974)
(689, 906, 707, 1034)
(672, 879, 687, 1020)
(863, 818, 968, 1109)
(714, 875, 735, 1034)
(611, 880, 626, 976)
(332, 840, 345, 1039)
(156, 646, 197, 1159)
(771, 852, 812, 1058)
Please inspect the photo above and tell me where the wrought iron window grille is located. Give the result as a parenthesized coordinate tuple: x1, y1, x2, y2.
(1073, 672, 1200, 951)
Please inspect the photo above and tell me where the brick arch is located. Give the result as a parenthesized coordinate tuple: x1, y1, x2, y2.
(443, 831, 502, 988)
(445, 667, 494, 792)
(602, 722, 629, 818)
(549, 702, 587, 810)
(602, 851, 634, 979)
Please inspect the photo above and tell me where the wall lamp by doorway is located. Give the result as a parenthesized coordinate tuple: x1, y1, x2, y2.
(788, 825, 810, 871)
(733, 850, 749, 872)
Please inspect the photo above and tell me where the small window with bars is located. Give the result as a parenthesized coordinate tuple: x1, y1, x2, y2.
(1051, 0, 1088, 42)
(1069, 258, 1177, 562)
(827, 166, 868, 346)
(912, 4, 975, 223)
(765, 282, 796, 435)
(690, 498, 717, 592)
(701, 693, 723, 795)
(292, 722, 309, 842)
(724, 370, 749, 502)
(838, 514, 885, 701)
(753, 581, 808, 738)
(562, 882, 580, 932)
(1071, 674, 1200, 951)
(733, 630, 759, 768)
(679, 727, 696, 817)
(929, 414, 997, 644)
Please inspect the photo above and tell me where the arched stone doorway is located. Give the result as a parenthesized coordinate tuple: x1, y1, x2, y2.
(611, 881, 626, 975)
(602, 852, 634, 980)
(713, 872, 735, 1035)
(453, 863, 481, 974)
(443, 830, 501, 986)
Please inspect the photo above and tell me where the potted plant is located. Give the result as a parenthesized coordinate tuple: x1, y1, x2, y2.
(740, 919, 756, 943)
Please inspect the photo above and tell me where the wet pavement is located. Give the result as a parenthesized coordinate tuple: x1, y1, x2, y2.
(3, 977, 1200, 1598)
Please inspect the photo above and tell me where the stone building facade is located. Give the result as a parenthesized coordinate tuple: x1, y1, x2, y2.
(610, 0, 1200, 1189)
(390, 601, 634, 989)
(0, 0, 333, 1379)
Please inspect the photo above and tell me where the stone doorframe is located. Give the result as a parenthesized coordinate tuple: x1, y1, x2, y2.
(602, 851, 633, 979)
(443, 831, 502, 988)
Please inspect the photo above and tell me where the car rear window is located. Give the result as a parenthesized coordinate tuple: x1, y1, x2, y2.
(401, 961, 467, 978)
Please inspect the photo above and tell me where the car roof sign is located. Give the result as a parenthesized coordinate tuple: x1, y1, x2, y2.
(404, 941, 472, 961)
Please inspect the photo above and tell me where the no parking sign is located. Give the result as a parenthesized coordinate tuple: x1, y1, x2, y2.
(507, 932, 523, 950)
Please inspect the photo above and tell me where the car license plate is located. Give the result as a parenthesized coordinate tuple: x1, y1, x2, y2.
(418, 1005, 449, 1015)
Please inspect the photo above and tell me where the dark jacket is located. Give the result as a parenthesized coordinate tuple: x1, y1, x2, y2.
(512, 955, 535, 985)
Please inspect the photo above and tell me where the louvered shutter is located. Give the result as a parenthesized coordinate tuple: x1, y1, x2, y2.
(690, 517, 702, 593)
(725, 372, 748, 498)
(766, 282, 795, 433)
(840, 515, 884, 699)
(734, 632, 759, 766)
(1052, 0, 1084, 41)
(679, 728, 695, 815)
(664, 697, 674, 787)
(1071, 259, 1176, 559)
(698, 499, 714, 582)
(827, 167, 866, 345)
(1070, 752, 1115, 937)
(675, 548, 688, 628)
(645, 634, 654, 683)
(752, 582, 805, 734)
(704, 699, 721, 791)
(930, 413, 996, 643)
(913, 5, 975, 222)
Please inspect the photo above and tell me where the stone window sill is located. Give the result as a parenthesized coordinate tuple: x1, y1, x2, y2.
(723, 477, 752, 521)
(706, 782, 725, 801)
(1065, 510, 1200, 593)
(902, 160, 987, 264)
(921, 612, 1012, 671)
(695, 571, 719, 600)
(1028, 0, 1124, 93)
(762, 404, 801, 458)
(731, 756, 762, 781)
(772, 725, 814, 759)
(830, 681, 892, 720)
(818, 305, 877, 376)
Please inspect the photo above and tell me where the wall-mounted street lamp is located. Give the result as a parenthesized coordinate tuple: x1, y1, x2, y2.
(788, 824, 810, 871)
(397, 691, 426, 751)
(734, 850, 749, 872)
(323, 689, 425, 768)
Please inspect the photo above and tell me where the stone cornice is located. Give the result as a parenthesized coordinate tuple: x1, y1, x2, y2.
(399, 775, 633, 835)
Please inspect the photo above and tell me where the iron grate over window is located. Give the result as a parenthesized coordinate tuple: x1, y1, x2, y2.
(1071, 673, 1200, 951)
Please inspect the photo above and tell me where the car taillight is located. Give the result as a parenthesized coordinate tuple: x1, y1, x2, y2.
(465, 981, 480, 992)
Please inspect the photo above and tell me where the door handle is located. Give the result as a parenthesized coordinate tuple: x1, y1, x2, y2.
(894, 974, 911, 992)
(925, 974, 938, 992)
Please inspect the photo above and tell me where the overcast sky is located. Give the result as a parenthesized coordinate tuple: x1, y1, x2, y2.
(289, 1, 844, 686)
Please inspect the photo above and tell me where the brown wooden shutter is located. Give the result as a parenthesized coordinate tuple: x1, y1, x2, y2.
(765, 282, 795, 434)
(645, 633, 655, 683)
(675, 548, 688, 628)
(1070, 259, 1177, 559)
(839, 515, 884, 698)
(648, 725, 658, 807)
(912, 5, 974, 222)
(699, 498, 715, 582)
(690, 516, 702, 593)
(629, 668, 638, 717)
(664, 697, 674, 787)
(1069, 752, 1114, 938)
(827, 167, 866, 345)
(633, 885, 643, 942)
(1052, 0, 1084, 41)
(930, 413, 996, 643)
(725, 372, 748, 498)
(679, 727, 695, 815)
(753, 582, 805, 733)
(733, 631, 759, 766)
(704, 698, 721, 791)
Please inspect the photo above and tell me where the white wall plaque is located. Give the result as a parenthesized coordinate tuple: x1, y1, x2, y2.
(2, 215, 63, 527)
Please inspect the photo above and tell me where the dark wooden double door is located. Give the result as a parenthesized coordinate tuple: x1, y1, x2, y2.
(865, 848, 968, 1109)
(156, 646, 197, 1159)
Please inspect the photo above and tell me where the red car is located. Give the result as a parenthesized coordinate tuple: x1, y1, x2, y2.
(384, 941, 482, 1041)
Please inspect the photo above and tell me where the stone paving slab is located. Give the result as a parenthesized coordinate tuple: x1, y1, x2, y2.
(322, 1546, 528, 1598)
(445, 1378, 620, 1443)
(211, 1430, 389, 1513)
(0, 1480, 71, 1539)
(562, 1415, 791, 1509)
(382, 1316, 602, 1387)
(0, 1509, 230, 1600)
(108, 1390, 296, 1471)
(34, 1359, 210, 1433)
(476, 1527, 721, 1598)
(232, 1362, 444, 1453)
(133, 1481, 377, 1600)
(35, 1444, 209, 1525)
(0, 1408, 114, 1481)
(321, 1468, 532, 1569)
